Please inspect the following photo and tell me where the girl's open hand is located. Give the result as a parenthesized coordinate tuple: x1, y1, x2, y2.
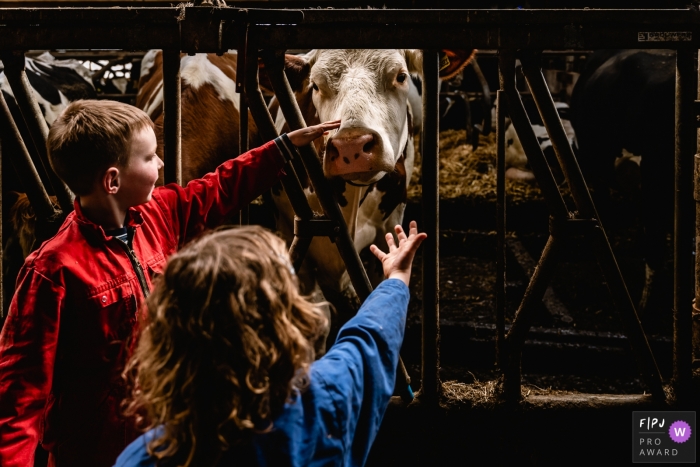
(287, 120, 341, 147)
(370, 220, 427, 287)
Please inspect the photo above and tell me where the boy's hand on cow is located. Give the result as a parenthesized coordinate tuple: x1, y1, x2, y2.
(370, 220, 427, 287)
(287, 120, 341, 147)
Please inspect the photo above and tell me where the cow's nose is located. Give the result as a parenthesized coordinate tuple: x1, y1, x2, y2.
(326, 134, 376, 166)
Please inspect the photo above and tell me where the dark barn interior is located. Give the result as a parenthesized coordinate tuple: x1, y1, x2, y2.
(0, 2, 696, 466)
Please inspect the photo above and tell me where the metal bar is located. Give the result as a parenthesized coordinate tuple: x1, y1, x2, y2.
(503, 234, 564, 402)
(0, 90, 56, 222)
(1, 51, 73, 214)
(498, 51, 569, 220)
(506, 236, 572, 322)
(0, 7, 694, 25)
(520, 53, 665, 401)
(421, 49, 441, 406)
(0, 8, 694, 51)
(673, 47, 696, 400)
(289, 234, 313, 273)
(694, 151, 700, 368)
(695, 49, 700, 373)
(251, 24, 700, 52)
(471, 57, 492, 136)
(162, 49, 182, 186)
(239, 91, 249, 225)
(495, 90, 506, 370)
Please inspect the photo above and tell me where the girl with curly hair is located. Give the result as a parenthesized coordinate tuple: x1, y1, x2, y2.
(116, 221, 426, 467)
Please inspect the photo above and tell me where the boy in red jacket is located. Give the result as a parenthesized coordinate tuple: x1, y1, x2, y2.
(0, 99, 339, 467)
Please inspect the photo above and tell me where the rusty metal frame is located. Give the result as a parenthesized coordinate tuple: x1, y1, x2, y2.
(0, 6, 696, 405)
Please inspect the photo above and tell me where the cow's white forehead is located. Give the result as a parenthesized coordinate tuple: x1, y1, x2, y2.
(309, 49, 410, 86)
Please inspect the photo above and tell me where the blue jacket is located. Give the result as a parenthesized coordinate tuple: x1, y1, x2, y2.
(115, 278, 409, 467)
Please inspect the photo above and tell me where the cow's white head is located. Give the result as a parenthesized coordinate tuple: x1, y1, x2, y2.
(276, 49, 475, 184)
(302, 49, 422, 184)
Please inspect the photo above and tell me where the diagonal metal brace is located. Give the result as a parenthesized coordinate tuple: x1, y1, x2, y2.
(520, 50, 665, 401)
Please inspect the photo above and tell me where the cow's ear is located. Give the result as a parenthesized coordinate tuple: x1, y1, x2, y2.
(257, 54, 311, 94)
(283, 54, 312, 92)
(439, 49, 477, 80)
(404, 49, 423, 75)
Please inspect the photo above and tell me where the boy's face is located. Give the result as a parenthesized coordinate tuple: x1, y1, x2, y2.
(118, 126, 163, 207)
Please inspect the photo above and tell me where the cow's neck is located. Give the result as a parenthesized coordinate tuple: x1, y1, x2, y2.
(337, 183, 367, 242)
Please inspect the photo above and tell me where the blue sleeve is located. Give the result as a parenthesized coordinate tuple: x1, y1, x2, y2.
(113, 429, 162, 467)
(310, 278, 409, 466)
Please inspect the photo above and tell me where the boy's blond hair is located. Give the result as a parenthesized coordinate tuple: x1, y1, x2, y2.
(48, 99, 154, 196)
(124, 226, 328, 467)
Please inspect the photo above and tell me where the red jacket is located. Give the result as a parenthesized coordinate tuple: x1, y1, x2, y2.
(0, 140, 286, 467)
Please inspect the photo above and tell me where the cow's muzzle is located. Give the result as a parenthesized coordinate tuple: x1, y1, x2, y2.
(324, 129, 391, 180)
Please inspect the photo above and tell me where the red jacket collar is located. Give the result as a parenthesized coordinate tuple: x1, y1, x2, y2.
(73, 198, 144, 242)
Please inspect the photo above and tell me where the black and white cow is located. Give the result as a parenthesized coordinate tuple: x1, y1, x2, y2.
(504, 99, 576, 184)
(1, 52, 97, 196)
(1, 52, 96, 127)
(569, 49, 676, 320)
(1, 52, 96, 312)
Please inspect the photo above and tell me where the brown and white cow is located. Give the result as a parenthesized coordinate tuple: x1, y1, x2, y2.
(136, 49, 472, 334)
(136, 50, 251, 183)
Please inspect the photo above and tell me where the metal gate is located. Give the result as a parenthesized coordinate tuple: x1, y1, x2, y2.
(0, 5, 697, 407)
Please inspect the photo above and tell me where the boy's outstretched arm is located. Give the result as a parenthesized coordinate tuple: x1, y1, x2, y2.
(152, 120, 341, 246)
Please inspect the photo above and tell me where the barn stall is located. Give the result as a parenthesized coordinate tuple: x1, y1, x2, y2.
(0, 4, 697, 465)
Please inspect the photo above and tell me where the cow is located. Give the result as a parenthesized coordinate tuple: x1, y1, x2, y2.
(569, 49, 676, 326)
(0, 51, 97, 205)
(503, 99, 576, 184)
(1, 52, 96, 314)
(136, 49, 472, 343)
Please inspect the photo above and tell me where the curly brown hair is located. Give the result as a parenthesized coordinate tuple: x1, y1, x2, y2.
(123, 226, 328, 466)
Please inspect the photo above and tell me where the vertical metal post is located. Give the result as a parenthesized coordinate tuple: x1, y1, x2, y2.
(694, 50, 700, 374)
(693, 153, 700, 370)
(239, 92, 250, 225)
(673, 47, 696, 400)
(496, 90, 507, 369)
(162, 50, 182, 186)
(421, 49, 441, 405)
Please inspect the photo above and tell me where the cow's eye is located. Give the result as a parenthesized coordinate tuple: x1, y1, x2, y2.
(312, 82, 319, 91)
(397, 73, 407, 83)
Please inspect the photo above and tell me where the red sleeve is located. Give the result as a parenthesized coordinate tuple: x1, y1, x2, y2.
(0, 268, 63, 467)
(153, 139, 286, 246)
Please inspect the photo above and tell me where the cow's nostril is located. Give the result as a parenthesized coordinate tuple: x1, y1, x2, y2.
(362, 138, 375, 154)
(326, 139, 339, 161)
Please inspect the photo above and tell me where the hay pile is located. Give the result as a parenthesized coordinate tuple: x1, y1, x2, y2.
(407, 130, 544, 204)
(440, 377, 575, 409)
